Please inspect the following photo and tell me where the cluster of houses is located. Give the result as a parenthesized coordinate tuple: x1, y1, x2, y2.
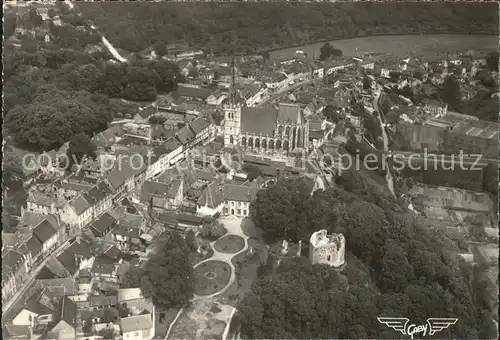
(7, 16, 498, 335)
(3, 269, 156, 340)
(2, 53, 343, 340)
(368, 52, 490, 109)
(366, 52, 500, 160)
(3, 202, 160, 340)
(3, 128, 327, 340)
(173, 53, 378, 109)
(370, 53, 500, 324)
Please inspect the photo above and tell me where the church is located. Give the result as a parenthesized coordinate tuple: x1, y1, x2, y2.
(223, 103, 310, 155)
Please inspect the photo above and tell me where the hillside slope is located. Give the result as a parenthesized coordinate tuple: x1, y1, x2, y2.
(78, 1, 498, 55)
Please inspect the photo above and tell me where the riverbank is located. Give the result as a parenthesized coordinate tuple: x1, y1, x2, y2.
(264, 32, 497, 54)
(78, 1, 498, 56)
(268, 34, 498, 60)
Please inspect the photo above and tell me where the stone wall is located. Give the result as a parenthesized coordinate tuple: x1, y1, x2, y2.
(309, 229, 345, 268)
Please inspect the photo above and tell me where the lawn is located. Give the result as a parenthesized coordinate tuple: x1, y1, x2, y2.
(194, 261, 232, 296)
(219, 238, 268, 305)
(213, 235, 245, 254)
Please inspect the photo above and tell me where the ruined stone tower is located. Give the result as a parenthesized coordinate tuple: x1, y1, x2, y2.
(309, 229, 345, 268)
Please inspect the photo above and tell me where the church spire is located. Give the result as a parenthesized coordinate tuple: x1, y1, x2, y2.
(230, 56, 236, 107)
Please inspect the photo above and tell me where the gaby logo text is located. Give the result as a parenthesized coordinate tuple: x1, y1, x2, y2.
(377, 317, 458, 339)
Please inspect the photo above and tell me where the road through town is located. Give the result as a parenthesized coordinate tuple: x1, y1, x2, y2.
(256, 79, 315, 107)
(2, 239, 72, 317)
(373, 85, 396, 197)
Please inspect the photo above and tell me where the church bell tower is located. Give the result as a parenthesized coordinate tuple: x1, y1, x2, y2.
(224, 57, 241, 146)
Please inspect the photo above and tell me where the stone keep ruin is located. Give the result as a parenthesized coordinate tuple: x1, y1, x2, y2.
(309, 229, 346, 268)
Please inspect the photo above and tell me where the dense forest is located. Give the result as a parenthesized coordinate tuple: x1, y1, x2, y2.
(77, 2, 498, 55)
(3, 6, 183, 152)
(239, 172, 497, 339)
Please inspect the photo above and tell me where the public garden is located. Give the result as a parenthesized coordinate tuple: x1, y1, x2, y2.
(165, 216, 268, 339)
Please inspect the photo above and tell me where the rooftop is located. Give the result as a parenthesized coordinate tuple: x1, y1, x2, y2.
(69, 195, 91, 216)
(197, 182, 224, 209)
(223, 185, 260, 203)
(189, 117, 211, 135)
(277, 103, 302, 124)
(175, 84, 213, 100)
(240, 107, 278, 136)
(33, 220, 57, 243)
(91, 212, 118, 236)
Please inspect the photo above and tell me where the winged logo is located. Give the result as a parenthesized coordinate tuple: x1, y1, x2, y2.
(377, 317, 409, 335)
(426, 318, 458, 335)
(377, 317, 458, 338)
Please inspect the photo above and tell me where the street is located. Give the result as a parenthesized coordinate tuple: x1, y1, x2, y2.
(373, 84, 396, 197)
(2, 188, 142, 317)
(256, 79, 315, 107)
(2, 239, 72, 318)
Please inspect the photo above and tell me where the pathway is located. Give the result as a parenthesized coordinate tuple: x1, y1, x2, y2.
(165, 216, 249, 339)
(2, 240, 72, 315)
(192, 216, 249, 300)
(164, 308, 184, 340)
(373, 85, 396, 197)
(64, 0, 128, 63)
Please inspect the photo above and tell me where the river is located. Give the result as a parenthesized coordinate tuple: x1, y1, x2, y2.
(269, 34, 497, 60)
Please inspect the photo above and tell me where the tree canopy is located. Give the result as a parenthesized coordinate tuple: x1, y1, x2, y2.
(323, 105, 341, 123)
(67, 132, 98, 166)
(2, 153, 26, 192)
(121, 266, 147, 289)
(242, 164, 264, 182)
(154, 41, 168, 57)
(140, 233, 194, 308)
(485, 51, 499, 71)
(250, 177, 314, 243)
(4, 27, 182, 152)
(241, 169, 496, 339)
(77, 2, 497, 55)
(319, 43, 343, 61)
(442, 75, 461, 109)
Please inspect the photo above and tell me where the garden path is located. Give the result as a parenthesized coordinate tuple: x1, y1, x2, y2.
(192, 216, 249, 300)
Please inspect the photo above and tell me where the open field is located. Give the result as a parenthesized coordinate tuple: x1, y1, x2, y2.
(270, 34, 497, 60)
